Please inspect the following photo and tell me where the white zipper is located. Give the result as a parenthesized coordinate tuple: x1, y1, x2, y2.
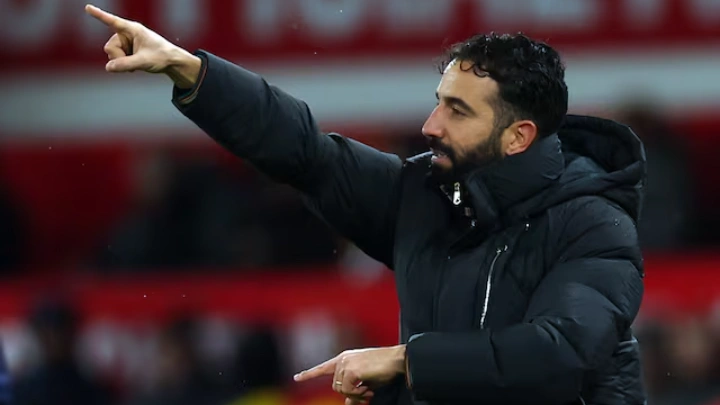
(452, 182, 462, 205)
(480, 245, 508, 329)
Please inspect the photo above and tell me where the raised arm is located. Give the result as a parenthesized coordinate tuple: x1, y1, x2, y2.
(172, 51, 403, 266)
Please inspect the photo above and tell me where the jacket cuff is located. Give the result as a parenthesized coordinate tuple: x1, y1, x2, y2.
(172, 50, 209, 106)
(405, 331, 498, 402)
(405, 333, 424, 390)
(405, 351, 412, 388)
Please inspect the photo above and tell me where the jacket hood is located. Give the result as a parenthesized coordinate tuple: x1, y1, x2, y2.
(460, 114, 647, 226)
(546, 114, 647, 221)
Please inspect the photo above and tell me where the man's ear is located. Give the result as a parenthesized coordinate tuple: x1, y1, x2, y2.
(505, 120, 538, 155)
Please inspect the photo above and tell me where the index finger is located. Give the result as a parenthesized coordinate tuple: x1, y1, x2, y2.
(293, 359, 337, 382)
(85, 4, 130, 31)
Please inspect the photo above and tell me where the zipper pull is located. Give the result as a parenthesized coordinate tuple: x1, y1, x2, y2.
(452, 182, 462, 205)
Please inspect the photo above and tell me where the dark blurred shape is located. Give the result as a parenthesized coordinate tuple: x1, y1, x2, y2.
(95, 149, 267, 269)
(94, 149, 184, 269)
(12, 298, 114, 405)
(95, 148, 337, 271)
(637, 322, 671, 399)
(617, 100, 696, 251)
(649, 318, 720, 405)
(0, 186, 28, 273)
(224, 326, 287, 405)
(125, 315, 229, 405)
(235, 326, 284, 390)
(260, 185, 339, 268)
(0, 341, 10, 405)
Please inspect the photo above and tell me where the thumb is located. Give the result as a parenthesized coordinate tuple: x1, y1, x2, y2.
(106, 55, 147, 72)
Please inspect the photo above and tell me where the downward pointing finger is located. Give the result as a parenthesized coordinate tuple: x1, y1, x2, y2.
(293, 359, 337, 382)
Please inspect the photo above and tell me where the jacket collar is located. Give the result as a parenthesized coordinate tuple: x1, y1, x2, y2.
(444, 134, 565, 229)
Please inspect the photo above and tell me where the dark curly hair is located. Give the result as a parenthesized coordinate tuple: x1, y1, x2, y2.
(438, 33, 568, 138)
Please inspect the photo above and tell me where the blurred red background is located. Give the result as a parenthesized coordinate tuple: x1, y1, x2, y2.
(0, 1, 719, 405)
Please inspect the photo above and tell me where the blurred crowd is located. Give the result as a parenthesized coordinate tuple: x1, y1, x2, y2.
(2, 297, 720, 405)
(3, 297, 362, 405)
(0, 102, 718, 405)
(637, 314, 720, 405)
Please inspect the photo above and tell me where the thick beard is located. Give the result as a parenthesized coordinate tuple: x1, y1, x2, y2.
(430, 127, 505, 184)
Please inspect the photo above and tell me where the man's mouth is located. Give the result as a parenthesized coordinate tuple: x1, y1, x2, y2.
(431, 148, 447, 157)
(431, 148, 449, 162)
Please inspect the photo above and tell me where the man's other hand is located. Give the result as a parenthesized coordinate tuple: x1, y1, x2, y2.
(294, 345, 406, 402)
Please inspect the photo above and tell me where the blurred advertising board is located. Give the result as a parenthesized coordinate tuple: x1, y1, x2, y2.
(2, 0, 720, 71)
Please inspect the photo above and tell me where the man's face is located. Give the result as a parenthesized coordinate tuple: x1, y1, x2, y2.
(422, 59, 510, 182)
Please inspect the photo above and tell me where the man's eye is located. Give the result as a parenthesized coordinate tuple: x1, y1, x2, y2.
(450, 107, 465, 116)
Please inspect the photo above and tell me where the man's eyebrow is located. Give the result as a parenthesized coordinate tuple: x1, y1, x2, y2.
(436, 92, 477, 116)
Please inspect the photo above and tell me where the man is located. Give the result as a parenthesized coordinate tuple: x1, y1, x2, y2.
(85, 4, 647, 405)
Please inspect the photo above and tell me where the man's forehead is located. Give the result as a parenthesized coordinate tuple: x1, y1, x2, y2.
(443, 58, 459, 74)
(438, 61, 498, 102)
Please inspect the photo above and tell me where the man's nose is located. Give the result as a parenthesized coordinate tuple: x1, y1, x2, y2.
(421, 107, 443, 138)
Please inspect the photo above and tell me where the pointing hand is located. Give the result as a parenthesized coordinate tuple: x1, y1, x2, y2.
(85, 4, 200, 87)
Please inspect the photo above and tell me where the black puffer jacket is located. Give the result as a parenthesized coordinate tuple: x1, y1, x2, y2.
(173, 51, 647, 405)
